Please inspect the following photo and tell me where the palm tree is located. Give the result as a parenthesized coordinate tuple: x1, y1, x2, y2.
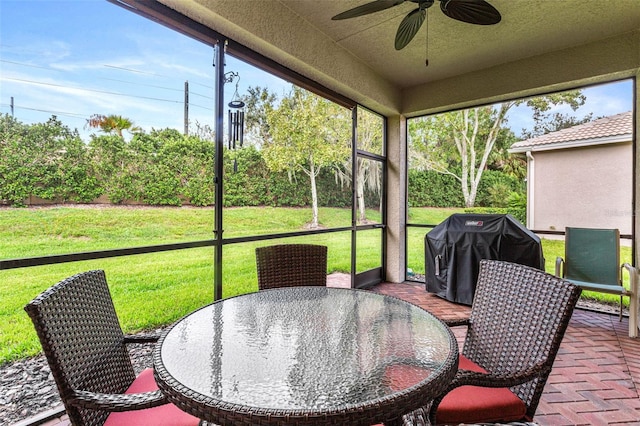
(86, 114, 141, 137)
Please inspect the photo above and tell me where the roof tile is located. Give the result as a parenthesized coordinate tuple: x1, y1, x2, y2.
(510, 111, 632, 150)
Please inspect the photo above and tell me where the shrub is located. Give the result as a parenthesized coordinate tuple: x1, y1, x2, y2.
(464, 201, 527, 226)
(2, 114, 526, 214)
(464, 207, 509, 215)
(408, 169, 464, 207)
(0, 115, 102, 206)
(475, 170, 523, 207)
(507, 191, 527, 223)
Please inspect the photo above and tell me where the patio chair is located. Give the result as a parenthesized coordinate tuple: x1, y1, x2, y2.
(417, 260, 581, 425)
(555, 227, 638, 337)
(24, 270, 200, 426)
(255, 244, 327, 290)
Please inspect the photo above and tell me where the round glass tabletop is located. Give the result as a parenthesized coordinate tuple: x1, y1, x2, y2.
(154, 286, 457, 425)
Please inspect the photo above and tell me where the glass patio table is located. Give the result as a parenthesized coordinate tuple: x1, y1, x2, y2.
(154, 286, 458, 426)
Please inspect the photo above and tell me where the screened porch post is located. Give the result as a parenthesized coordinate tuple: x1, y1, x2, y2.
(213, 41, 225, 301)
(385, 114, 407, 283)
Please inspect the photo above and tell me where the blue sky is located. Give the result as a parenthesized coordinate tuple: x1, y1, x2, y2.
(0, 0, 634, 141)
(507, 79, 634, 136)
(0, 0, 289, 140)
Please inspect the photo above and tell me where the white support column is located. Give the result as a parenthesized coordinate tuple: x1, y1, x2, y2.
(385, 115, 407, 283)
(526, 151, 535, 229)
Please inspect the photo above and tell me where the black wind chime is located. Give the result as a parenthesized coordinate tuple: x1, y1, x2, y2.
(225, 71, 245, 172)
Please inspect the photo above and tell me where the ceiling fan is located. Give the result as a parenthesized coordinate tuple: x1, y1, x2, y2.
(332, 0, 501, 51)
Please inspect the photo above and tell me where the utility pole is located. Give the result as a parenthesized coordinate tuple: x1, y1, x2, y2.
(10, 97, 14, 116)
(184, 81, 189, 135)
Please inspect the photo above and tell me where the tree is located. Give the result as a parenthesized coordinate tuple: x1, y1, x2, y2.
(521, 111, 594, 139)
(240, 86, 278, 147)
(243, 88, 384, 223)
(86, 114, 141, 137)
(335, 107, 384, 223)
(409, 91, 585, 207)
(188, 120, 216, 142)
(264, 87, 350, 228)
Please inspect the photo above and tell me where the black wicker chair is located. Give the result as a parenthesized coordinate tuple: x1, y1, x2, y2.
(24, 270, 200, 426)
(255, 244, 328, 290)
(408, 260, 581, 425)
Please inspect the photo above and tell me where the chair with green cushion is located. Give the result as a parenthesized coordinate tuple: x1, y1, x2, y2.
(555, 227, 638, 338)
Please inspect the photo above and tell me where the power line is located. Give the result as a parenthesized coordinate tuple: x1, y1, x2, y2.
(1, 59, 216, 96)
(100, 76, 182, 92)
(1, 102, 215, 124)
(3, 62, 217, 115)
(0, 59, 52, 71)
(103, 64, 160, 76)
(190, 80, 215, 91)
(0, 103, 89, 119)
(101, 64, 215, 90)
(4, 76, 183, 104)
(190, 102, 213, 111)
(102, 65, 214, 91)
(0, 98, 213, 119)
(100, 77, 212, 100)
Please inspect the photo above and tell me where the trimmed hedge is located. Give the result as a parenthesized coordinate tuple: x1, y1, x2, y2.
(1, 114, 524, 211)
(408, 169, 464, 207)
(408, 168, 525, 211)
(0, 115, 102, 206)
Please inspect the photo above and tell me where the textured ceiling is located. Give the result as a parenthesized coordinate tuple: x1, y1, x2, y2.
(278, 0, 640, 88)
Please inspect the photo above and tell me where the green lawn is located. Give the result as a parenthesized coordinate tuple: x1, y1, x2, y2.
(1, 205, 634, 365)
(0, 205, 379, 364)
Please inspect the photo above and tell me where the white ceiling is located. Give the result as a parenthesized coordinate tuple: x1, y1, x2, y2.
(278, 0, 640, 88)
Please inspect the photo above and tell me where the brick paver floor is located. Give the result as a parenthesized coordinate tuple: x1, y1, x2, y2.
(372, 281, 640, 426)
(24, 279, 640, 426)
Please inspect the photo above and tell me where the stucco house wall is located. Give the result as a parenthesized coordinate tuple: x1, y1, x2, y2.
(530, 143, 632, 234)
(510, 112, 634, 236)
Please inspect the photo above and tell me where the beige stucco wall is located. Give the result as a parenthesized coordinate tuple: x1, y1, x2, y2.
(529, 143, 633, 235)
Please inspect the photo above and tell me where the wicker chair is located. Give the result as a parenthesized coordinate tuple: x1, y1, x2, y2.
(255, 244, 328, 290)
(418, 260, 581, 425)
(24, 270, 200, 426)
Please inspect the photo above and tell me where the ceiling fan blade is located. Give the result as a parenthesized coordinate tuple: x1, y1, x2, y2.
(332, 0, 406, 20)
(440, 0, 501, 25)
(395, 8, 426, 50)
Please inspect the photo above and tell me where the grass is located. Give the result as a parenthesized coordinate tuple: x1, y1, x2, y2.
(1, 205, 633, 365)
(0, 205, 379, 365)
(408, 206, 465, 225)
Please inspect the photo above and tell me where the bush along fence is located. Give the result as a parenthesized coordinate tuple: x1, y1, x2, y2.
(0, 114, 525, 215)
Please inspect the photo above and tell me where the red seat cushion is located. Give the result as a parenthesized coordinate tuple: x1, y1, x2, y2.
(104, 368, 200, 426)
(435, 355, 527, 425)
